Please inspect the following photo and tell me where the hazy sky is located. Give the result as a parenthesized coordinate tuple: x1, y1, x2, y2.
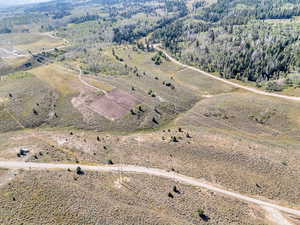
(0, 0, 51, 7)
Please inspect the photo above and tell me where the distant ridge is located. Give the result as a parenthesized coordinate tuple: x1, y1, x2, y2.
(0, 0, 52, 7)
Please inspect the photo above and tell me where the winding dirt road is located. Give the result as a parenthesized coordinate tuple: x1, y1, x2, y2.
(0, 160, 299, 223)
(155, 45, 300, 102)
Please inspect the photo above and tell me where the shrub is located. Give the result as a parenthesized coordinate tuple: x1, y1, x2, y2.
(196, 208, 210, 221)
(265, 81, 283, 92)
(76, 167, 84, 175)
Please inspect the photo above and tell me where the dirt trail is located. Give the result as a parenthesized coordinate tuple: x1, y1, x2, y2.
(263, 206, 293, 225)
(34, 32, 70, 54)
(0, 160, 299, 224)
(78, 68, 107, 94)
(155, 45, 300, 102)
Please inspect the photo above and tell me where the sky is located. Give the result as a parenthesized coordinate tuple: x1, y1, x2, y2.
(0, 0, 52, 7)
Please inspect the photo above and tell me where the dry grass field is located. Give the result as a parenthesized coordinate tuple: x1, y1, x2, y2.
(0, 33, 65, 54)
(30, 64, 80, 96)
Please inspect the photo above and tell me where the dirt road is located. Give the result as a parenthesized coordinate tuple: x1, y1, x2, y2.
(0, 160, 299, 223)
(263, 206, 294, 225)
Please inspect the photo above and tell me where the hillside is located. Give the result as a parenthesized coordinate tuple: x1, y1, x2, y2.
(0, 0, 300, 225)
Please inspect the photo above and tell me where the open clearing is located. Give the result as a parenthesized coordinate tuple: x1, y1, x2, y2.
(0, 48, 26, 58)
(30, 64, 80, 95)
(0, 32, 65, 54)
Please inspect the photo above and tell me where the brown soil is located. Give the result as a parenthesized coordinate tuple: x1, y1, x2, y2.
(88, 89, 141, 120)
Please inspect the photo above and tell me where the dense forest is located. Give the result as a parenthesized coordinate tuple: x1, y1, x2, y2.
(151, 0, 300, 90)
(111, 0, 188, 43)
(196, 0, 300, 23)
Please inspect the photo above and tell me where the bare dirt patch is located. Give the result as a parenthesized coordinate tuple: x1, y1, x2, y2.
(0, 48, 22, 58)
(0, 97, 8, 104)
(88, 89, 141, 120)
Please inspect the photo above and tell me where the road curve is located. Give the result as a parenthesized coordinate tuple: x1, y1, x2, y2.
(77, 68, 105, 93)
(0, 160, 299, 218)
(154, 45, 300, 102)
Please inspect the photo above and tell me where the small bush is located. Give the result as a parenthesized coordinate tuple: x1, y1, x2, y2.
(265, 81, 283, 92)
(76, 167, 84, 175)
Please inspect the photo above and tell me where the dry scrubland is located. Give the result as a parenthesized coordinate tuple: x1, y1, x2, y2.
(1, 45, 300, 224)
(0, 170, 268, 225)
(0, 56, 30, 76)
(176, 90, 300, 137)
(1, 124, 299, 209)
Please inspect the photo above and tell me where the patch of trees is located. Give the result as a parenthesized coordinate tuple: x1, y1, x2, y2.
(265, 81, 284, 92)
(165, 0, 188, 16)
(69, 14, 100, 24)
(117, 5, 160, 19)
(113, 16, 182, 44)
(192, 1, 206, 10)
(196, 25, 296, 82)
(151, 51, 166, 65)
(152, 20, 184, 44)
(52, 11, 71, 20)
(0, 27, 12, 34)
(112, 49, 124, 62)
(137, 40, 154, 52)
